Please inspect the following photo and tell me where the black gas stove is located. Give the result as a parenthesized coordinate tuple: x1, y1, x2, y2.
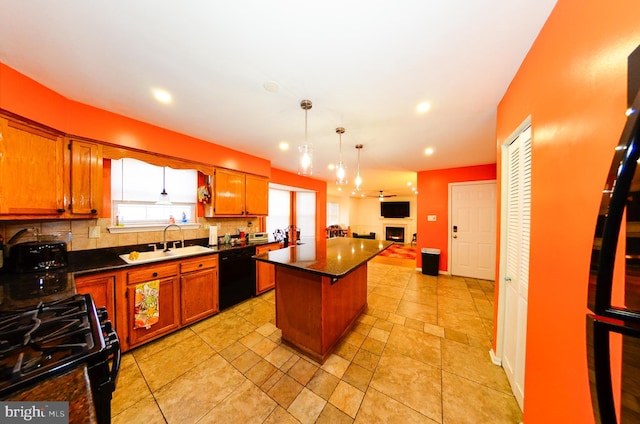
(0, 293, 120, 423)
(0, 239, 120, 422)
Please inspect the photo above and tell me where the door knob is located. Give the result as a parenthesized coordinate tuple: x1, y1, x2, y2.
(453, 235, 457, 238)
(505, 276, 512, 282)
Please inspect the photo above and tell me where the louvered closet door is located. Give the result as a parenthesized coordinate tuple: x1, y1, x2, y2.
(503, 125, 532, 410)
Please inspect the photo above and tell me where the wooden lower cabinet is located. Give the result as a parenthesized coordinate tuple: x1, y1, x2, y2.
(126, 276, 180, 349)
(125, 262, 181, 349)
(256, 242, 280, 294)
(180, 256, 218, 325)
(75, 272, 116, 324)
(117, 255, 220, 351)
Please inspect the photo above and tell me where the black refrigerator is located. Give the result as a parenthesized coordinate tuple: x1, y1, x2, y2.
(587, 47, 640, 423)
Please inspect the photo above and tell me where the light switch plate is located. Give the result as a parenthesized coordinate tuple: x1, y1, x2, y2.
(427, 215, 437, 222)
(89, 226, 100, 239)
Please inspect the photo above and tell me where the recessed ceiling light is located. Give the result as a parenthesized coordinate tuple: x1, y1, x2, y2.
(279, 141, 289, 151)
(337, 187, 342, 191)
(407, 182, 412, 186)
(417, 102, 430, 113)
(425, 147, 434, 155)
(328, 163, 336, 171)
(263, 81, 280, 93)
(152, 88, 172, 104)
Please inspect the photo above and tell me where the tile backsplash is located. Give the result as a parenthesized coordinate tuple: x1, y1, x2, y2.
(0, 217, 259, 251)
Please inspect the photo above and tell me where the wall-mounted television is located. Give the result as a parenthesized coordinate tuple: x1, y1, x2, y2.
(380, 201, 410, 218)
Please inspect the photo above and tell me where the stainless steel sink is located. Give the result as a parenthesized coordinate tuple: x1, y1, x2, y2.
(119, 245, 214, 265)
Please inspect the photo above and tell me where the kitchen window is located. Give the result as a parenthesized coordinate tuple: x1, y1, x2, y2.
(327, 202, 339, 226)
(109, 158, 199, 233)
(266, 188, 291, 238)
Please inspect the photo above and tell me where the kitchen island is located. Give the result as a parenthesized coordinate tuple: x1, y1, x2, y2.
(254, 237, 392, 363)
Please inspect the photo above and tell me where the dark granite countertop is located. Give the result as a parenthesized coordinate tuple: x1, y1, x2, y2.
(254, 237, 392, 278)
(2, 364, 97, 423)
(0, 237, 275, 311)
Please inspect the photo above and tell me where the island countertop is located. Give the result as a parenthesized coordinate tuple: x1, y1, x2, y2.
(253, 237, 392, 278)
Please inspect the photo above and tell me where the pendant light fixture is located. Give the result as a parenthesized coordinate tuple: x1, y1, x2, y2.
(156, 166, 171, 205)
(354, 144, 363, 191)
(298, 99, 313, 176)
(335, 127, 347, 185)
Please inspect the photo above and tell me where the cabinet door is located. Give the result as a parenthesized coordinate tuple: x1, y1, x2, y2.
(69, 139, 102, 216)
(245, 174, 269, 216)
(256, 243, 279, 294)
(0, 117, 65, 216)
(180, 267, 218, 325)
(126, 276, 180, 348)
(214, 168, 244, 215)
(75, 273, 116, 324)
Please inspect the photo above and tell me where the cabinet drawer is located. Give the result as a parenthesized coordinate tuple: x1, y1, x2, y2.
(180, 255, 218, 274)
(256, 243, 280, 255)
(127, 263, 179, 284)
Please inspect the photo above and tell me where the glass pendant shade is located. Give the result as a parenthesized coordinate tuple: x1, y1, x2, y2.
(298, 99, 313, 176)
(298, 144, 312, 176)
(354, 144, 363, 191)
(335, 127, 348, 185)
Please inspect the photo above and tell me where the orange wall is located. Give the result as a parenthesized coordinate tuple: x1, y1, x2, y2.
(0, 62, 333, 242)
(416, 164, 496, 271)
(0, 62, 270, 176)
(495, 0, 640, 422)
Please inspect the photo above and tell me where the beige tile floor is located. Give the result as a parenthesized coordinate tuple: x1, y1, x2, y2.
(111, 259, 522, 423)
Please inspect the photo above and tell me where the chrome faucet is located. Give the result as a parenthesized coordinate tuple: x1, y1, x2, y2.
(163, 224, 184, 252)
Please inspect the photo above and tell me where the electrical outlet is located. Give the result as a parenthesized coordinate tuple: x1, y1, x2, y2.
(89, 226, 100, 239)
(427, 215, 437, 222)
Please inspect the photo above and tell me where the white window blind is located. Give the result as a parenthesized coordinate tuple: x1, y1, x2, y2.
(266, 188, 291, 238)
(111, 158, 197, 227)
(296, 191, 316, 242)
(327, 202, 339, 226)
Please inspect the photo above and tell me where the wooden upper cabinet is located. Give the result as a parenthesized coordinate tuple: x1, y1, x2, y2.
(69, 139, 102, 216)
(245, 173, 269, 216)
(0, 117, 66, 216)
(214, 168, 245, 215)
(211, 168, 268, 216)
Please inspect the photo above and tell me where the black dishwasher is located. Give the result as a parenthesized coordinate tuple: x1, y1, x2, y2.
(218, 245, 256, 310)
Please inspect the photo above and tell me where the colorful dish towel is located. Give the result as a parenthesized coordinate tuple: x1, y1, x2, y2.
(134, 280, 160, 329)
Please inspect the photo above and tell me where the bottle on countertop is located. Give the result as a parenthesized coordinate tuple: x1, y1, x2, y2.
(169, 215, 175, 224)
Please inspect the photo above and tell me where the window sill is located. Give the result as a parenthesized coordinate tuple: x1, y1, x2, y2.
(107, 223, 201, 234)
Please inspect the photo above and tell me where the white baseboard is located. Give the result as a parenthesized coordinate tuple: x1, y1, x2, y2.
(489, 348, 502, 366)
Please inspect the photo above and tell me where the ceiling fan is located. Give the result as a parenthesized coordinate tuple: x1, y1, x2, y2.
(365, 190, 397, 200)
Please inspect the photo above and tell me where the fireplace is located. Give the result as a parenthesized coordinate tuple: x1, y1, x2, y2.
(385, 226, 405, 243)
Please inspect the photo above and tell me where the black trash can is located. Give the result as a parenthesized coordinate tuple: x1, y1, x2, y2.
(421, 248, 440, 276)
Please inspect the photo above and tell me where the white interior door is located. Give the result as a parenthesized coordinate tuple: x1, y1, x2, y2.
(501, 125, 531, 410)
(450, 181, 497, 280)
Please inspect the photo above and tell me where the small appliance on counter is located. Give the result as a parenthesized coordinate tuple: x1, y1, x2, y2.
(249, 232, 269, 243)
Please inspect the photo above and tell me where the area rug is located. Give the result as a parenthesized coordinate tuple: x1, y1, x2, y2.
(378, 244, 417, 260)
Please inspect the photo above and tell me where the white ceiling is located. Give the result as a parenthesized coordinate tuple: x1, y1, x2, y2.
(0, 1, 557, 198)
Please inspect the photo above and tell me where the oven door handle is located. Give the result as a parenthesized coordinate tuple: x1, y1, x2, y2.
(108, 334, 122, 388)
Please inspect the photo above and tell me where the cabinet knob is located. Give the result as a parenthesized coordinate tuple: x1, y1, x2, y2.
(91, 209, 97, 214)
(199, 263, 203, 268)
(57, 208, 66, 214)
(152, 272, 158, 277)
